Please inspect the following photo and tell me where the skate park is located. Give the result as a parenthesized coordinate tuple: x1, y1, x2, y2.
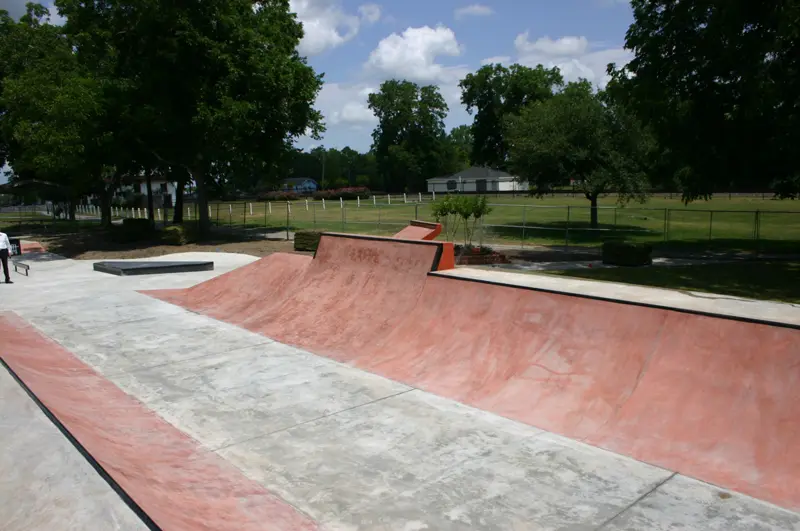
(1, 221, 799, 531)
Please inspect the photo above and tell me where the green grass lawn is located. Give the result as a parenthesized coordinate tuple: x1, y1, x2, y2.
(194, 194, 800, 252)
(546, 261, 800, 304)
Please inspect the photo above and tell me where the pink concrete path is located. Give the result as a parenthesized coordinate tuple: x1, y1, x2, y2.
(0, 311, 318, 531)
(145, 234, 800, 512)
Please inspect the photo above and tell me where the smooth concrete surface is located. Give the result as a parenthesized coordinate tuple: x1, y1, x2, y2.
(439, 266, 800, 327)
(146, 247, 800, 510)
(0, 370, 147, 531)
(2, 250, 799, 530)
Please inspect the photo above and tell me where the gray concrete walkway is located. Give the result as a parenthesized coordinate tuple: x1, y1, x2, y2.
(441, 266, 800, 327)
(2, 252, 798, 530)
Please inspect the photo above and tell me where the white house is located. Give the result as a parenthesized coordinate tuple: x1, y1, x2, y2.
(113, 178, 179, 207)
(427, 167, 528, 193)
(281, 177, 319, 194)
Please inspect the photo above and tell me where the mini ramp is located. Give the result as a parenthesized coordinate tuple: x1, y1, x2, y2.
(145, 231, 800, 512)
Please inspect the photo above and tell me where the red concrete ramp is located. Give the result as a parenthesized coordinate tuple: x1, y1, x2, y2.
(393, 220, 442, 240)
(147, 234, 452, 357)
(145, 234, 800, 511)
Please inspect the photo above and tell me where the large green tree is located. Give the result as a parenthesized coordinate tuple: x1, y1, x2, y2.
(55, 0, 325, 236)
(459, 63, 563, 171)
(368, 80, 458, 192)
(447, 125, 472, 172)
(611, 0, 800, 200)
(507, 80, 652, 228)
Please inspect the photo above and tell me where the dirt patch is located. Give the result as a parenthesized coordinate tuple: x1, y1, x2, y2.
(26, 229, 300, 260)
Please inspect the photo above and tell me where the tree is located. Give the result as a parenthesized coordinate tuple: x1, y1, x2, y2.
(0, 4, 121, 224)
(56, 0, 325, 237)
(507, 80, 651, 228)
(368, 80, 457, 192)
(448, 125, 472, 171)
(459, 63, 563, 171)
(611, 0, 800, 201)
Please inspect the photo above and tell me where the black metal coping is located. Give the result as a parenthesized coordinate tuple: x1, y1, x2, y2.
(93, 261, 214, 276)
(0, 357, 162, 531)
(428, 271, 800, 331)
(318, 232, 446, 272)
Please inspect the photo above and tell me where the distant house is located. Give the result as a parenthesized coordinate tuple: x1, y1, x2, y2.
(281, 177, 319, 194)
(112, 176, 179, 208)
(426, 166, 527, 193)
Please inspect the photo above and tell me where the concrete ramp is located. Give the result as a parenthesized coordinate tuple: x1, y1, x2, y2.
(393, 220, 442, 240)
(145, 233, 800, 511)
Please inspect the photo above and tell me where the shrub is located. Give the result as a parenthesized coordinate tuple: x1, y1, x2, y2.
(110, 218, 155, 243)
(312, 190, 333, 200)
(431, 195, 492, 246)
(294, 230, 323, 252)
(313, 187, 371, 200)
(162, 224, 199, 246)
(259, 191, 299, 201)
(602, 241, 653, 267)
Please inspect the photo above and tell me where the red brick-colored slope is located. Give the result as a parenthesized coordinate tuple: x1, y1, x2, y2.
(366, 276, 800, 511)
(0, 312, 318, 531)
(148, 235, 443, 359)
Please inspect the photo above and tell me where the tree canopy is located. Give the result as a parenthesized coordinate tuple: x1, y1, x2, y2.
(507, 80, 651, 227)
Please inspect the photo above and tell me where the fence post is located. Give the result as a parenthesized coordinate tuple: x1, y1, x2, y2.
(313, 202, 316, 229)
(340, 197, 343, 209)
(388, 194, 391, 205)
(403, 193, 407, 203)
(341, 202, 345, 230)
(708, 211, 713, 240)
(565, 206, 571, 247)
(373, 196, 376, 206)
(357, 197, 360, 208)
(521, 206, 526, 249)
(432, 190, 436, 202)
(305, 199, 309, 211)
(249, 202, 253, 216)
(322, 198, 326, 210)
(268, 202, 272, 214)
(418, 192, 422, 202)
(228, 204, 232, 227)
(415, 204, 419, 220)
(285, 201, 290, 241)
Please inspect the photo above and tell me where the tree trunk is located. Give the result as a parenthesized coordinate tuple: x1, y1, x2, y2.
(194, 165, 210, 239)
(99, 187, 112, 228)
(172, 169, 186, 224)
(145, 171, 155, 228)
(68, 201, 76, 221)
(589, 193, 599, 229)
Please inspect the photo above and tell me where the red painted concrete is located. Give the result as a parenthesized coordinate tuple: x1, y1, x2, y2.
(145, 235, 800, 510)
(20, 241, 46, 253)
(0, 312, 318, 531)
(393, 221, 442, 241)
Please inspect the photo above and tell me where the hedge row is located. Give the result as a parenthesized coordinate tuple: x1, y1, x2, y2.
(294, 230, 322, 252)
(602, 241, 653, 267)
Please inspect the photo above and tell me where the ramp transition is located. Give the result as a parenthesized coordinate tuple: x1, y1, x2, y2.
(145, 233, 800, 512)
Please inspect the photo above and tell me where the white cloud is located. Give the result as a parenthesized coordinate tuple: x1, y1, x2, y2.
(290, 0, 381, 56)
(364, 25, 468, 84)
(315, 83, 377, 127)
(358, 3, 381, 24)
(513, 33, 631, 88)
(480, 55, 511, 66)
(454, 4, 494, 19)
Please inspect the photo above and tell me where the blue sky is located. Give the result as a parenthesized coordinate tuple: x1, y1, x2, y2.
(295, 0, 635, 151)
(0, 0, 634, 182)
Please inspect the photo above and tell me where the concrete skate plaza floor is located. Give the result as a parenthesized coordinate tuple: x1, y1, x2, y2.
(1, 250, 799, 530)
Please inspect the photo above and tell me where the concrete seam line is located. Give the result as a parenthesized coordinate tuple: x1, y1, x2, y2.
(0, 357, 163, 531)
(593, 471, 678, 530)
(212, 387, 416, 452)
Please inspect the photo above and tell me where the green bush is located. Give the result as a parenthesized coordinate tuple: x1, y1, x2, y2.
(162, 224, 199, 246)
(602, 241, 653, 267)
(294, 230, 322, 252)
(110, 218, 155, 243)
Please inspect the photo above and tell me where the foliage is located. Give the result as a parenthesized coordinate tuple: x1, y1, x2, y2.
(313, 187, 371, 200)
(448, 125, 472, 171)
(161, 223, 199, 246)
(772, 175, 799, 200)
(459, 63, 564, 171)
(602, 241, 653, 267)
(609, 0, 800, 201)
(53, 0, 325, 237)
(368, 80, 460, 192)
(294, 230, 322, 252)
(507, 80, 651, 227)
(431, 194, 493, 246)
(260, 191, 299, 202)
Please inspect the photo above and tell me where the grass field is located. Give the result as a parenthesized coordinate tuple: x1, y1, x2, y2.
(546, 261, 800, 304)
(194, 195, 800, 252)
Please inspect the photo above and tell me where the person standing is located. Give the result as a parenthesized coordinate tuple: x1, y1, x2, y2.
(0, 231, 12, 284)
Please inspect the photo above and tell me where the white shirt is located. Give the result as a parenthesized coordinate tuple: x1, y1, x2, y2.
(0, 232, 11, 251)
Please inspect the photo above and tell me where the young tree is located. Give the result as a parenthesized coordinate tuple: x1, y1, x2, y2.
(459, 63, 563, 171)
(507, 80, 651, 228)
